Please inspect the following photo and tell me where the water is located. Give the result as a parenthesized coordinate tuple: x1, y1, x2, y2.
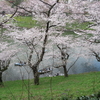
(2, 47, 100, 81)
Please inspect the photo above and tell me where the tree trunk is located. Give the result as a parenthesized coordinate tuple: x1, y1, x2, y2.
(33, 67, 39, 85)
(63, 65, 68, 77)
(0, 72, 3, 85)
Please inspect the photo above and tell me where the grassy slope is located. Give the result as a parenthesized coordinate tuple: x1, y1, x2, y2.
(14, 16, 37, 28)
(14, 16, 92, 30)
(1, 71, 100, 100)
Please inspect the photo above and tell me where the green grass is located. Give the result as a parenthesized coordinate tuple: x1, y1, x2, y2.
(14, 16, 94, 38)
(66, 22, 92, 30)
(14, 16, 37, 28)
(14, 16, 92, 30)
(1, 71, 100, 100)
(63, 21, 93, 36)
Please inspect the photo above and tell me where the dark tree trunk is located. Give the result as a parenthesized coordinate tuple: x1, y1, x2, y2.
(0, 72, 3, 85)
(63, 65, 68, 77)
(33, 67, 39, 85)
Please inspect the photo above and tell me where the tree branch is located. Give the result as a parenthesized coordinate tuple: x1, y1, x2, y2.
(17, 6, 32, 14)
(0, 7, 18, 27)
(39, 0, 52, 7)
(86, 22, 100, 29)
(90, 49, 100, 62)
(28, 49, 33, 68)
(68, 56, 79, 72)
(0, 60, 10, 72)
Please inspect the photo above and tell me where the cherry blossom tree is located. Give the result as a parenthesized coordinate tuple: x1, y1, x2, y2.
(76, 1, 100, 62)
(51, 36, 80, 77)
(3, 0, 100, 85)
(0, 1, 14, 14)
(0, 6, 18, 85)
(0, 6, 18, 29)
(63, 0, 100, 64)
(0, 42, 17, 85)
(8, 0, 72, 85)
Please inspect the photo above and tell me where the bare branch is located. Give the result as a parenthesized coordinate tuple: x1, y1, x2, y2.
(85, 38, 100, 44)
(17, 5, 32, 14)
(86, 23, 100, 29)
(0, 7, 18, 27)
(54, 65, 63, 68)
(68, 56, 79, 72)
(39, 0, 52, 7)
(90, 49, 100, 62)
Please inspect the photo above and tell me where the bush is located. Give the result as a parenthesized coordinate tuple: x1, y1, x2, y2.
(76, 91, 100, 100)
(61, 91, 100, 100)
